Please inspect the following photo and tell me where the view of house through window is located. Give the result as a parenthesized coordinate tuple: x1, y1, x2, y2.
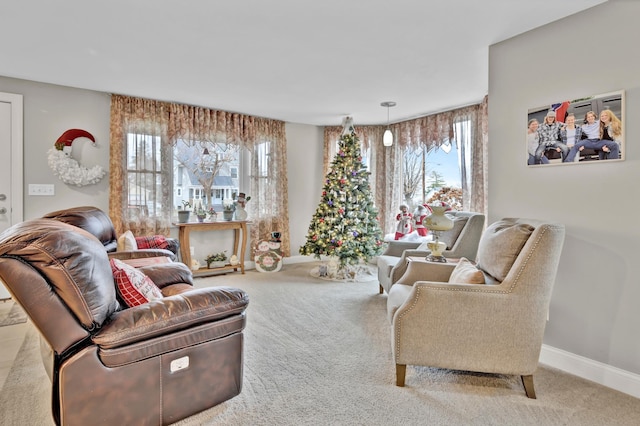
(173, 140, 240, 212)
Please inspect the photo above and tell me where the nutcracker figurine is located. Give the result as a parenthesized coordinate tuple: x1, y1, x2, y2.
(394, 204, 413, 240)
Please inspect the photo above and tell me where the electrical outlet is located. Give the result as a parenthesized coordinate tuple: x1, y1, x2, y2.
(28, 184, 55, 196)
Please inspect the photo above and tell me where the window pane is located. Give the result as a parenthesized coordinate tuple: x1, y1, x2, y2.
(173, 140, 240, 211)
(402, 130, 463, 210)
(126, 133, 163, 219)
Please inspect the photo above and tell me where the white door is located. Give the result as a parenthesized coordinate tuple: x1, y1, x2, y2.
(0, 92, 24, 299)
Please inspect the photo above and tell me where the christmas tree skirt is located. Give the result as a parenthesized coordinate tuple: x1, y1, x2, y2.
(309, 261, 377, 283)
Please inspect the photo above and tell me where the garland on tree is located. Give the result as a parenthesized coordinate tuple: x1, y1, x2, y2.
(299, 126, 384, 268)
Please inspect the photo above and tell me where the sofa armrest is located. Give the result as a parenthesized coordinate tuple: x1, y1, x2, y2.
(387, 248, 433, 286)
(381, 241, 423, 257)
(395, 261, 457, 286)
(108, 249, 177, 261)
(138, 262, 194, 288)
(93, 286, 249, 349)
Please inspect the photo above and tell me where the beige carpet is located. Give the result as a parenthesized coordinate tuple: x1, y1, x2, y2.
(1, 262, 639, 425)
(0, 302, 27, 327)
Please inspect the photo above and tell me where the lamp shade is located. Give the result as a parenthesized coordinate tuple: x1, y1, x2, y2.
(383, 129, 393, 147)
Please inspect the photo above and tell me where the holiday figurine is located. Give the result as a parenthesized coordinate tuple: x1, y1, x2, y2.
(395, 204, 413, 240)
(413, 204, 430, 237)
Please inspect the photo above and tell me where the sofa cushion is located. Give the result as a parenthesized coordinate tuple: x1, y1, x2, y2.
(110, 258, 163, 307)
(476, 220, 534, 282)
(448, 257, 485, 284)
(117, 230, 138, 251)
(439, 215, 468, 250)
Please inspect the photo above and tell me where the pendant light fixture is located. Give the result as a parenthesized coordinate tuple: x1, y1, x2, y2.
(381, 101, 396, 147)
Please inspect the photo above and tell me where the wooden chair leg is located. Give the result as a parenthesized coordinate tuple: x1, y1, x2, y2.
(396, 364, 406, 387)
(521, 374, 536, 399)
(379, 284, 384, 294)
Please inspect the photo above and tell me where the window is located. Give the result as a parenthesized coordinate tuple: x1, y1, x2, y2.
(401, 123, 465, 210)
(125, 133, 168, 218)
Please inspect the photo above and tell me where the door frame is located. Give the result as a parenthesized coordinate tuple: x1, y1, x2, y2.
(0, 92, 23, 225)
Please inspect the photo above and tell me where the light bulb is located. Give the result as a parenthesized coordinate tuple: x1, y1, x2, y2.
(383, 129, 393, 146)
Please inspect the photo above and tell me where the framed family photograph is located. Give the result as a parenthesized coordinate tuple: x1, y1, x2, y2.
(527, 90, 624, 166)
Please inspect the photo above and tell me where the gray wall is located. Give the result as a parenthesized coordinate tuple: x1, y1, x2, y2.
(0, 76, 111, 218)
(286, 122, 325, 256)
(0, 76, 325, 261)
(489, 0, 639, 375)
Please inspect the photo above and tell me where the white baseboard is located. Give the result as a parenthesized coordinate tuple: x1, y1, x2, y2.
(540, 344, 640, 399)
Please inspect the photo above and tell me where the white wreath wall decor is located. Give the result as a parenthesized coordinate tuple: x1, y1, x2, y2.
(48, 129, 106, 187)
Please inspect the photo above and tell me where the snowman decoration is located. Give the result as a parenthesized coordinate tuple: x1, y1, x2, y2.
(254, 234, 283, 273)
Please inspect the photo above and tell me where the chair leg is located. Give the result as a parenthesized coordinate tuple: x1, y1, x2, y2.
(379, 284, 384, 294)
(396, 364, 406, 387)
(521, 375, 536, 399)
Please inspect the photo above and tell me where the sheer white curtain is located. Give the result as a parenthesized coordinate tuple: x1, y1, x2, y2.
(455, 96, 488, 217)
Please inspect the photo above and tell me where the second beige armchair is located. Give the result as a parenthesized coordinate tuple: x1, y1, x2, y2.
(377, 211, 485, 294)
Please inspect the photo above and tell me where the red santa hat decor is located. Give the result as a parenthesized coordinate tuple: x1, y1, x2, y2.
(48, 128, 105, 186)
(54, 129, 96, 151)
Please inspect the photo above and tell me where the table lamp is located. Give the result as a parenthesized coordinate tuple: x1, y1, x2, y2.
(424, 203, 454, 262)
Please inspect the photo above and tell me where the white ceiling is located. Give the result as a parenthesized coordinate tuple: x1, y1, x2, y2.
(1, 0, 606, 126)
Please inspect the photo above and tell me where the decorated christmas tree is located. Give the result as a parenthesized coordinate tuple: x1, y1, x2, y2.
(300, 122, 384, 268)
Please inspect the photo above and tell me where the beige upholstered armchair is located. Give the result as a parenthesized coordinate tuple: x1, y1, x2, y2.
(386, 218, 565, 398)
(377, 211, 485, 294)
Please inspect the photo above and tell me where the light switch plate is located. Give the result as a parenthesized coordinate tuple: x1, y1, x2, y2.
(28, 184, 55, 196)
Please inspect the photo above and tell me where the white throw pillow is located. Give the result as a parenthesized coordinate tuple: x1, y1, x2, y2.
(117, 230, 138, 251)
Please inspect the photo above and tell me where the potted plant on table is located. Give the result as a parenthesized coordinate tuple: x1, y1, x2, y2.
(194, 202, 207, 223)
(205, 251, 228, 268)
(177, 200, 191, 223)
(222, 198, 235, 221)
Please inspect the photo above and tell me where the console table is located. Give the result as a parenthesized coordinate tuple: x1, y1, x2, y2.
(175, 221, 249, 277)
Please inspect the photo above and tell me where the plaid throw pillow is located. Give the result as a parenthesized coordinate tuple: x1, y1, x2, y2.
(110, 258, 163, 307)
(135, 235, 169, 250)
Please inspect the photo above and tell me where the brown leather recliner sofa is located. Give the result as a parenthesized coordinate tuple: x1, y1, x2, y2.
(0, 218, 249, 425)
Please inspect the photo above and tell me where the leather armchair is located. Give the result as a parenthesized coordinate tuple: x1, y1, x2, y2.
(386, 218, 565, 398)
(377, 211, 485, 294)
(43, 206, 180, 261)
(0, 218, 249, 425)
